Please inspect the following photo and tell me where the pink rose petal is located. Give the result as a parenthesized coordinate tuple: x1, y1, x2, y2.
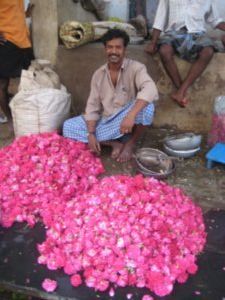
(42, 278, 57, 292)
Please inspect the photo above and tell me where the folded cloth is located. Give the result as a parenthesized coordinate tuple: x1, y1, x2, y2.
(59, 21, 137, 49)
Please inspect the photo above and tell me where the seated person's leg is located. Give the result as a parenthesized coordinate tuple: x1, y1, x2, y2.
(63, 115, 88, 142)
(172, 45, 214, 107)
(63, 102, 155, 162)
(0, 41, 34, 123)
(159, 43, 182, 89)
(117, 103, 154, 162)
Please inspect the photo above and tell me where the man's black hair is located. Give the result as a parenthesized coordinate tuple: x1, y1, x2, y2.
(102, 29, 130, 47)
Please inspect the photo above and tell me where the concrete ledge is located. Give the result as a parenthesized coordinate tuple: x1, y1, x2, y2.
(56, 43, 225, 132)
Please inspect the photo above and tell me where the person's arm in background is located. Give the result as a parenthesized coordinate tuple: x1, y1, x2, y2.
(25, 3, 34, 18)
(145, 28, 161, 54)
(145, 0, 167, 54)
(206, 2, 225, 47)
(0, 32, 6, 45)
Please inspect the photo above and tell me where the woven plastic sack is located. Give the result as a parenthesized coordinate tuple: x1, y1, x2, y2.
(208, 96, 225, 146)
(10, 86, 71, 137)
(19, 69, 61, 90)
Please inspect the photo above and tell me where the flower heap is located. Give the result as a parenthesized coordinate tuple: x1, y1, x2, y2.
(37, 175, 206, 297)
(208, 114, 225, 146)
(0, 132, 104, 228)
(0, 133, 206, 297)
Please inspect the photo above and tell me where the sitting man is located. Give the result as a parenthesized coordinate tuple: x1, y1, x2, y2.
(145, 0, 225, 107)
(63, 29, 158, 162)
(0, 0, 34, 123)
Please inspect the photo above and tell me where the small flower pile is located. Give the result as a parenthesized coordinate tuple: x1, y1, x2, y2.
(0, 133, 206, 297)
(0, 132, 104, 228)
(208, 114, 225, 146)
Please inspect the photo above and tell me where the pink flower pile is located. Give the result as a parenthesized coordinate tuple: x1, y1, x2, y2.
(208, 114, 225, 146)
(0, 132, 104, 228)
(0, 133, 206, 297)
(37, 175, 206, 297)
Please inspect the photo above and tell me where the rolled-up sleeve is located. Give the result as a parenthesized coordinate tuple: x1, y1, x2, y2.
(206, 2, 224, 28)
(84, 73, 102, 121)
(153, 0, 168, 31)
(135, 64, 159, 103)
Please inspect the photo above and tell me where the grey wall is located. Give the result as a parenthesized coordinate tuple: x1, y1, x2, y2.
(31, 0, 58, 64)
(31, 0, 97, 64)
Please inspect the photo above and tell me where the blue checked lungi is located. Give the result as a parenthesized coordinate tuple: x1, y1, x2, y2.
(63, 101, 154, 143)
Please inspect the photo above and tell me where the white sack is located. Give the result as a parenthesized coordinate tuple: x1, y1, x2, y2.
(10, 86, 71, 137)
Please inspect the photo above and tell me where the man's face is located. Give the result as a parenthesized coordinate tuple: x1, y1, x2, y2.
(105, 38, 126, 65)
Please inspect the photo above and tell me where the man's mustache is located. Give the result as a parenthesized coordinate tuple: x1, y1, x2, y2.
(108, 54, 120, 57)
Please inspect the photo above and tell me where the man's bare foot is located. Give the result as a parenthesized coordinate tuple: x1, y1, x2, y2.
(117, 141, 134, 163)
(171, 90, 189, 108)
(111, 141, 123, 159)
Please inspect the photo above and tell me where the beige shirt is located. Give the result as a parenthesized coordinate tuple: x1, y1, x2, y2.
(84, 58, 158, 121)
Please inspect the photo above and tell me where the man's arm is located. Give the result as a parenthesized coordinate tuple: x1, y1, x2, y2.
(120, 64, 158, 134)
(120, 99, 148, 134)
(84, 73, 102, 154)
(86, 119, 101, 155)
(145, 0, 167, 55)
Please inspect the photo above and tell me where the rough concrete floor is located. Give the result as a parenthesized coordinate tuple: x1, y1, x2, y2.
(1, 123, 225, 213)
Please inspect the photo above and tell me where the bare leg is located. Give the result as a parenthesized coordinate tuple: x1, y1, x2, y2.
(0, 78, 10, 118)
(101, 140, 124, 159)
(159, 44, 182, 89)
(171, 46, 214, 106)
(117, 124, 145, 163)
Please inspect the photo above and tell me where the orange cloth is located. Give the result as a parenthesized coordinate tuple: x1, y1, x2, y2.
(0, 0, 31, 48)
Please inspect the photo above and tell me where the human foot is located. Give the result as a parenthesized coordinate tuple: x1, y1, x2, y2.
(117, 141, 134, 163)
(111, 141, 123, 159)
(171, 90, 189, 108)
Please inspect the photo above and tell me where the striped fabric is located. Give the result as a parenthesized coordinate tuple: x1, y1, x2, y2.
(63, 101, 154, 143)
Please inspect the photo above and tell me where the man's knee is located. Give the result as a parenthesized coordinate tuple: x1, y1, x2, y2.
(159, 44, 174, 60)
(199, 46, 214, 61)
(63, 116, 86, 137)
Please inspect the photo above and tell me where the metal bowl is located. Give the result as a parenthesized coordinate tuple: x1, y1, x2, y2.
(163, 144, 200, 158)
(134, 148, 176, 179)
(163, 133, 202, 150)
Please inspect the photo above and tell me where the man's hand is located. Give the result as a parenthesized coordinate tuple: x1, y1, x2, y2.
(0, 32, 6, 45)
(145, 41, 158, 55)
(120, 114, 135, 134)
(88, 133, 101, 155)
